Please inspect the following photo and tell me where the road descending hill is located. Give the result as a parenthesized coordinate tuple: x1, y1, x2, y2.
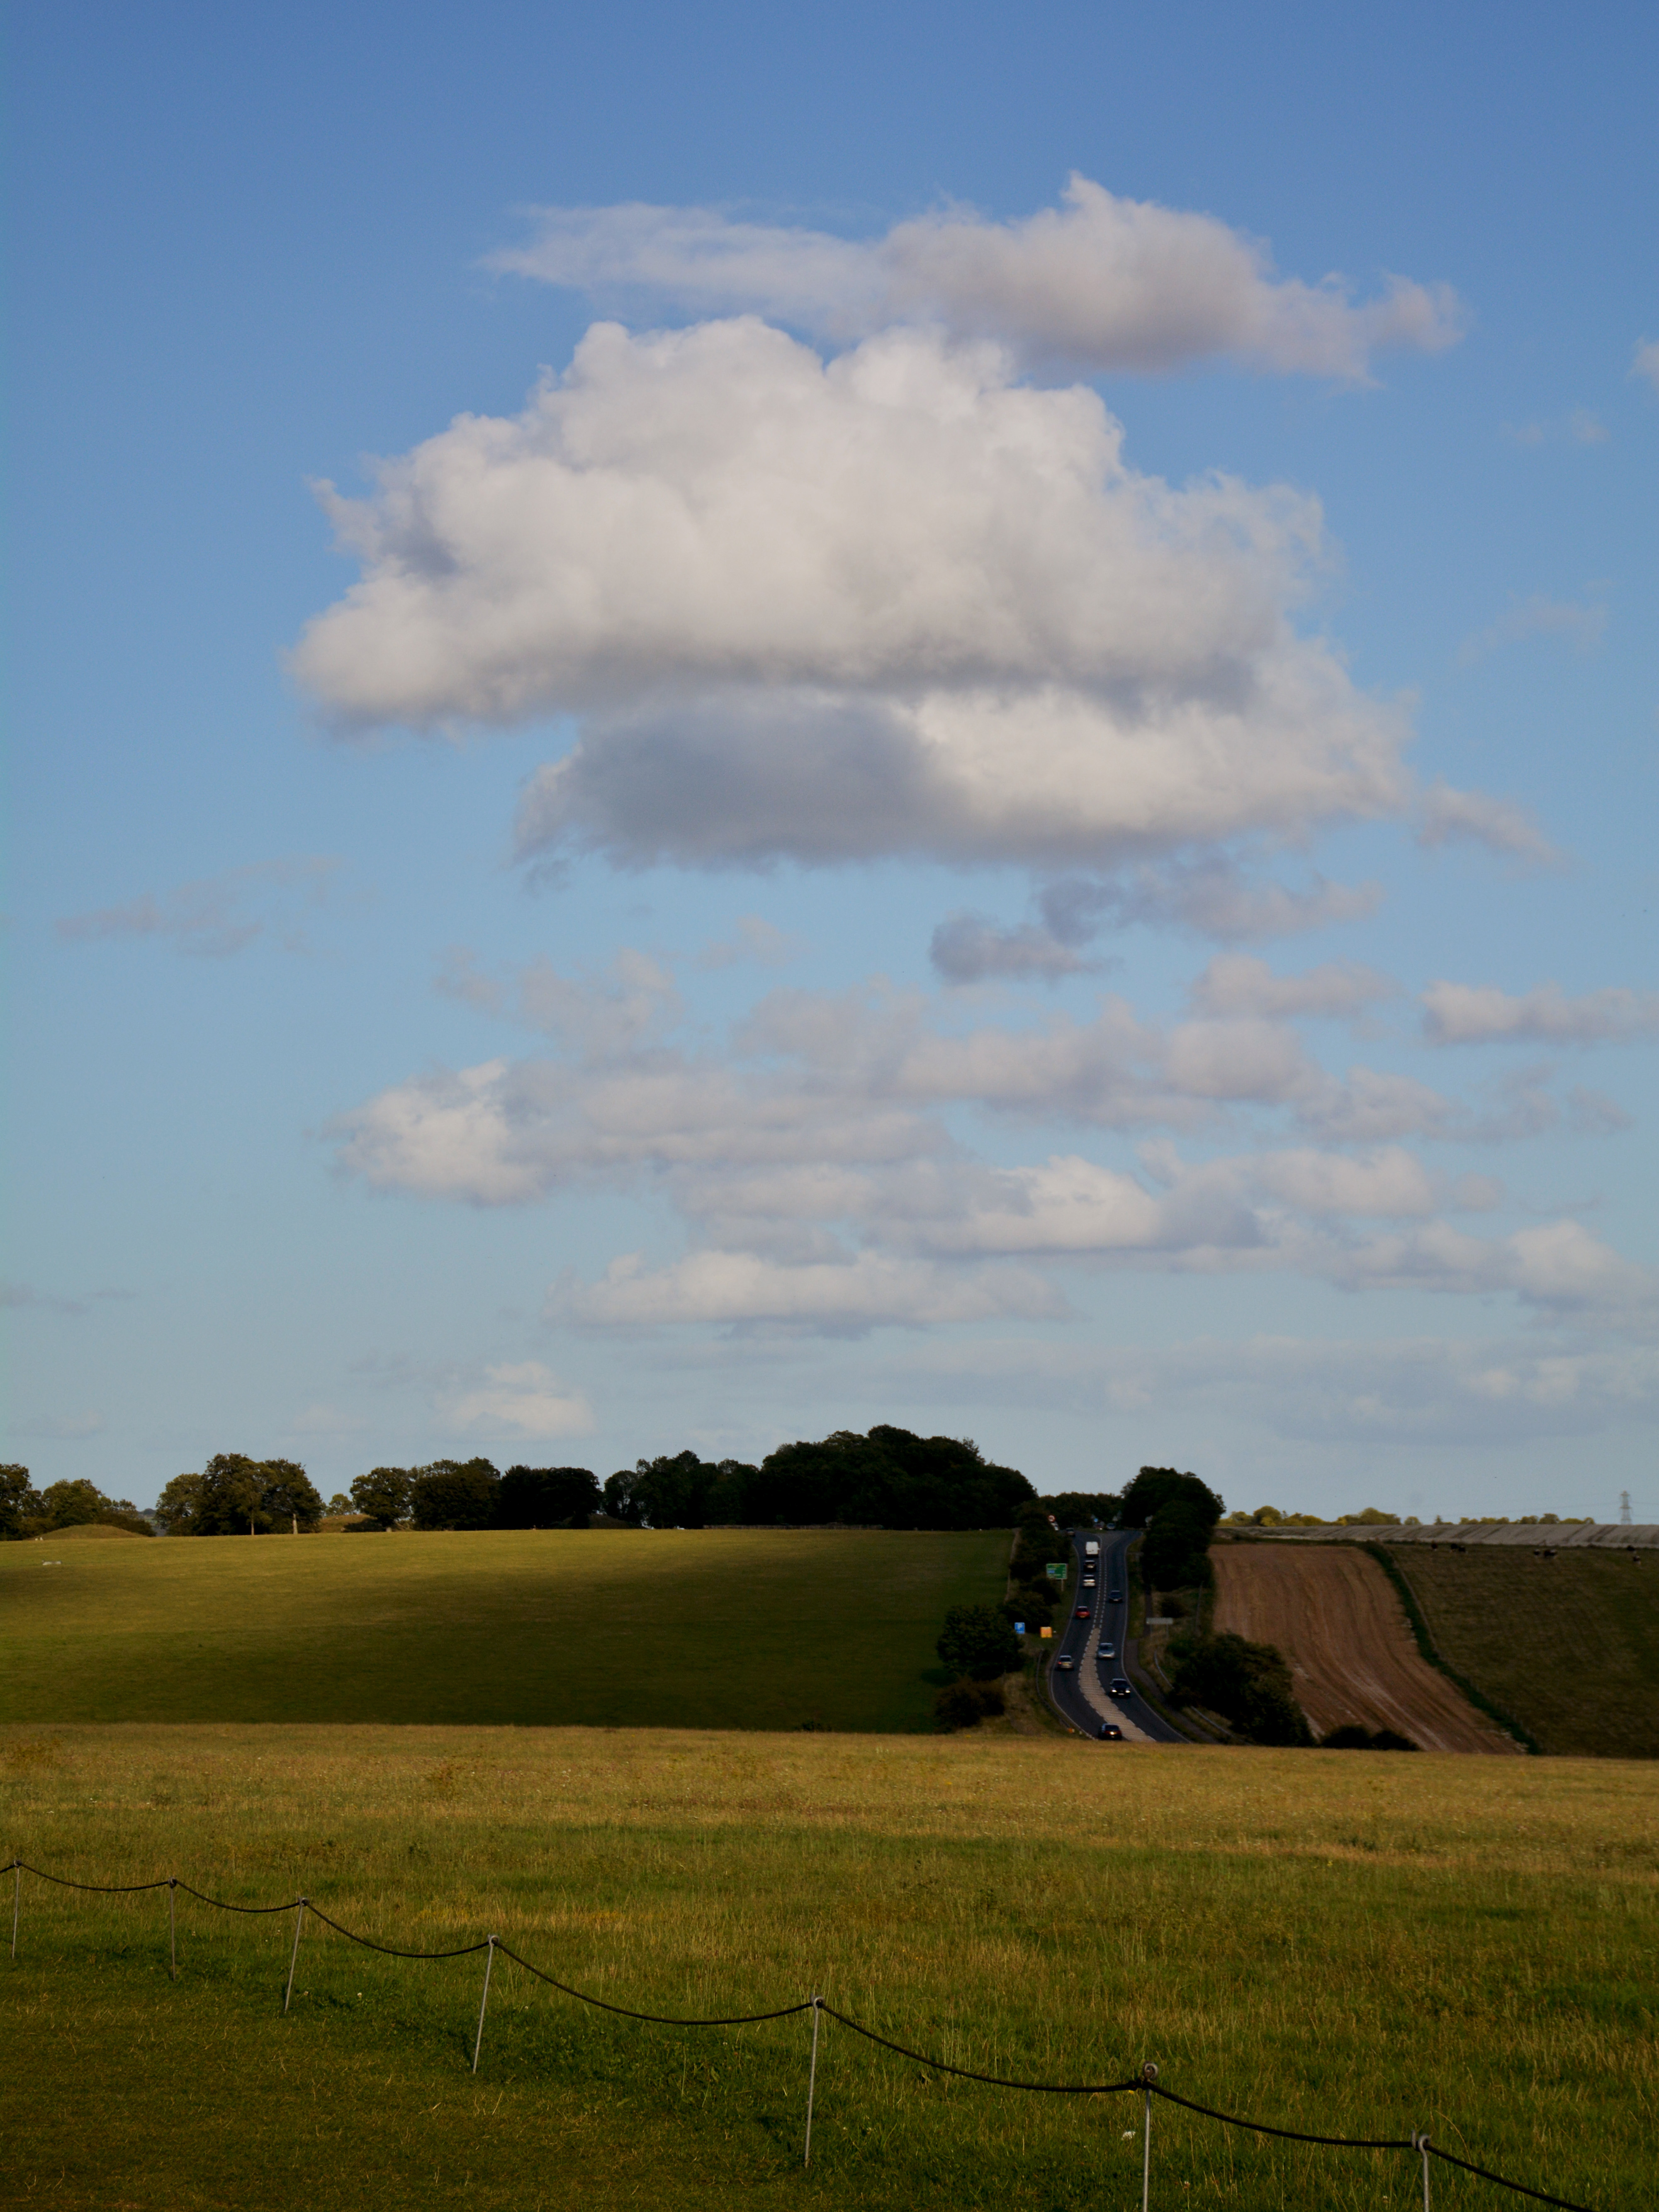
(0, 1527, 1008, 1732)
(1211, 1542, 1516, 1752)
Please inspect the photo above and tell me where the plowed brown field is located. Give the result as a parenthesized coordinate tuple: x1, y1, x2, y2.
(1211, 1542, 1518, 1752)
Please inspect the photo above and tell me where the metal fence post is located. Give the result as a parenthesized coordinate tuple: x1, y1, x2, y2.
(10, 1862, 18, 1961)
(803, 1996, 822, 2167)
(1413, 2132, 1431, 2210)
(472, 1937, 496, 2074)
(168, 1879, 178, 1982)
(283, 1899, 307, 2016)
(1141, 2061, 1158, 2212)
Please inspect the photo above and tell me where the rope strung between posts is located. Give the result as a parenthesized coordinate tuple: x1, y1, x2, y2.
(819, 2004, 1144, 2094)
(495, 1940, 815, 2027)
(0, 1857, 1599, 2210)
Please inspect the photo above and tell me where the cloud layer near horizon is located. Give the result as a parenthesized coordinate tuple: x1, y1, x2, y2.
(328, 954, 1654, 1342)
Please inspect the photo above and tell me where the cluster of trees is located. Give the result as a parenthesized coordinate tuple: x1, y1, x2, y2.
(1001, 1502, 1078, 1632)
(1124, 1465, 1224, 1592)
(1165, 1630, 1311, 1746)
(1223, 1505, 1326, 1528)
(155, 1455, 325, 1535)
(311, 1428, 1036, 1537)
(936, 1602, 1022, 1681)
(604, 1428, 1035, 1531)
(343, 1462, 601, 1532)
(0, 1466, 153, 1540)
(932, 1600, 1023, 1730)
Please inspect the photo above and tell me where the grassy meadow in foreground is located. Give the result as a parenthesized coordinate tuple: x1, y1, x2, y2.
(0, 1527, 1007, 1732)
(1387, 1545, 1659, 1759)
(2, 1725, 1653, 2211)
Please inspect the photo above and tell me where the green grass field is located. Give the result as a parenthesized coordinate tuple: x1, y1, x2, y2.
(0, 1528, 1008, 1733)
(2, 1726, 1653, 2211)
(1387, 1546, 1659, 1759)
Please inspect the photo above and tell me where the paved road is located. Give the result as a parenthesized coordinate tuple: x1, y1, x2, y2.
(1044, 1529, 1187, 1744)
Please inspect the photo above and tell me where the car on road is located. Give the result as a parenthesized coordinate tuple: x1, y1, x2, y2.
(1098, 1642, 1116, 1660)
(1109, 1677, 1133, 1699)
(1083, 1576, 1096, 1588)
(1108, 1589, 1124, 1603)
(1055, 1655, 1075, 1670)
(1097, 1722, 1123, 1739)
(1074, 1605, 1090, 1618)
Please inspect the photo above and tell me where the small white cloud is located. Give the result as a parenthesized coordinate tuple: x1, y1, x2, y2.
(1502, 413, 1614, 448)
(1422, 980, 1659, 1046)
(443, 1360, 594, 1438)
(697, 915, 802, 970)
(1189, 953, 1397, 1022)
(286, 1404, 367, 1436)
(1039, 863, 1384, 947)
(1333, 1217, 1655, 1321)
(1457, 594, 1607, 666)
(15, 1410, 106, 1439)
(1416, 782, 1559, 869)
(490, 177, 1464, 382)
(1632, 338, 1659, 395)
(58, 858, 341, 958)
(549, 1249, 1066, 1332)
(930, 914, 1094, 985)
(2, 1281, 134, 1318)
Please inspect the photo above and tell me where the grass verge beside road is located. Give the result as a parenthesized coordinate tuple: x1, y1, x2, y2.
(0, 1528, 1006, 1734)
(3, 1725, 1653, 2211)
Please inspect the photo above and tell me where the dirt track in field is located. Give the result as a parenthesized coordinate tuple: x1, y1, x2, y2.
(1211, 1544, 1519, 1753)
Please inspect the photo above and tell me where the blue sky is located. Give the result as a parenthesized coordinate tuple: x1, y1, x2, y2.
(6, 0, 1655, 1518)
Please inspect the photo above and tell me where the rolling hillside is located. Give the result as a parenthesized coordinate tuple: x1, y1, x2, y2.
(0, 1527, 1008, 1733)
(1384, 1543, 1659, 1759)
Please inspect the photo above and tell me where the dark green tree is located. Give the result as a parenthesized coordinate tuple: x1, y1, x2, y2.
(409, 1458, 501, 1531)
(154, 1471, 204, 1534)
(936, 1602, 1022, 1681)
(168, 1455, 324, 1535)
(1119, 1467, 1224, 1530)
(193, 1454, 269, 1535)
(0, 1464, 41, 1540)
(498, 1465, 601, 1528)
(350, 1467, 412, 1529)
(1166, 1631, 1311, 1746)
(260, 1460, 324, 1531)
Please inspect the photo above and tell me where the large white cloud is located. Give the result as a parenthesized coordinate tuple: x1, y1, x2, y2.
(490, 177, 1463, 381)
(294, 318, 1417, 871)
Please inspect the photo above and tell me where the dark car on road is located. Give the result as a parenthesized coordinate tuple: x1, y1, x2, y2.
(1098, 1642, 1116, 1660)
(1109, 1677, 1133, 1699)
(1074, 1605, 1090, 1619)
(1097, 1722, 1123, 1739)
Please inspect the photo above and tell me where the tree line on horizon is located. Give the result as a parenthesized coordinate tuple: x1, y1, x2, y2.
(339, 1429, 1048, 1534)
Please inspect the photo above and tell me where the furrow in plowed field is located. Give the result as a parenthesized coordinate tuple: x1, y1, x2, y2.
(1211, 1543, 1518, 1753)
